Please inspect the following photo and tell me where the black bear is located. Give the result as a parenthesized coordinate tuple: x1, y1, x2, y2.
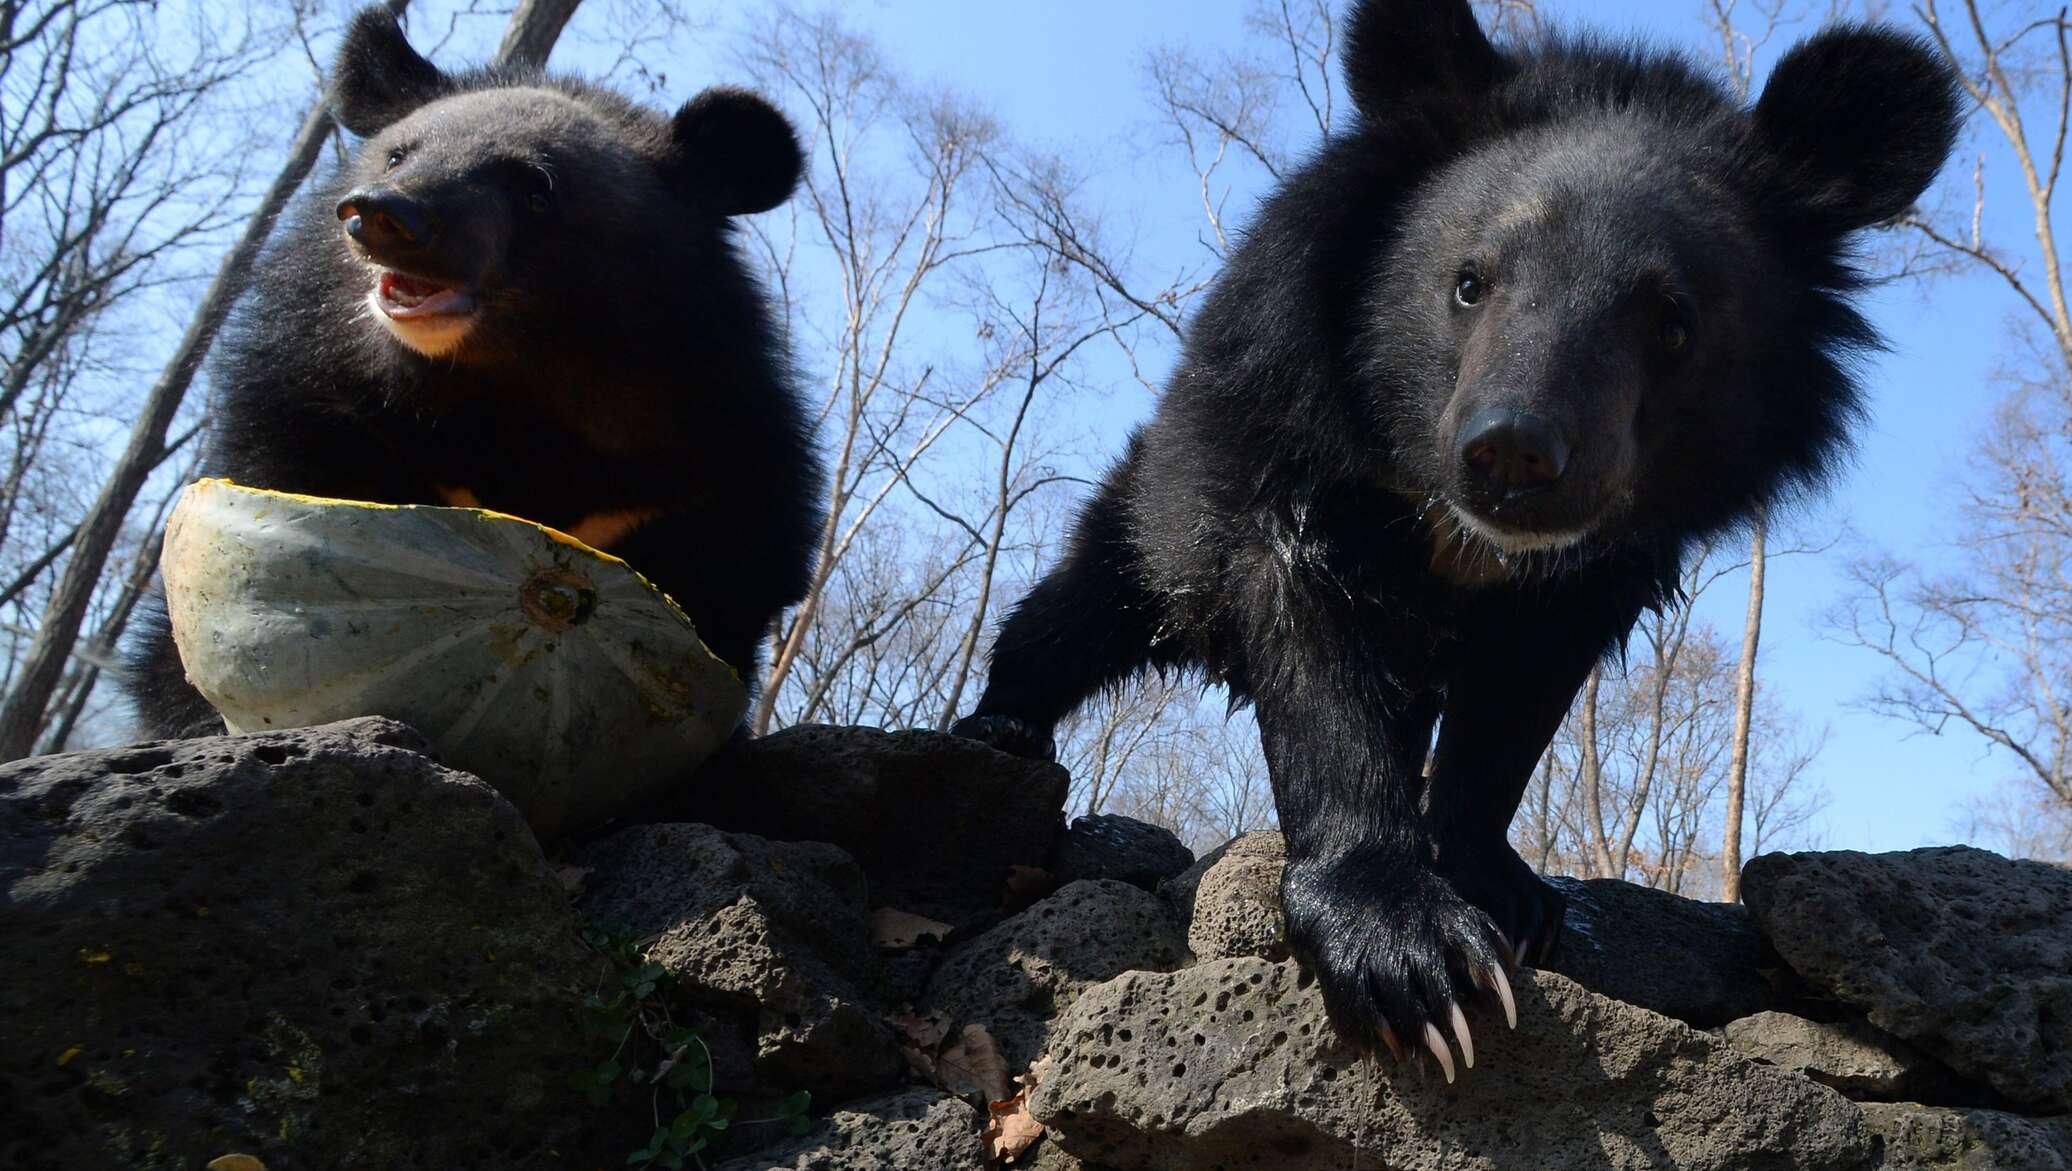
(954, 0, 1959, 1075)
(130, 7, 822, 736)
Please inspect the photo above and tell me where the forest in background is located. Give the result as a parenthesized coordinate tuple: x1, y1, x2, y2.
(1, 0, 2067, 893)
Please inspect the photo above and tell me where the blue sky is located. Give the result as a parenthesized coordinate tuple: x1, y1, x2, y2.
(520, 0, 2040, 850)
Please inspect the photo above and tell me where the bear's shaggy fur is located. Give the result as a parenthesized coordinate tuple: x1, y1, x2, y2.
(130, 8, 822, 737)
(955, 0, 1960, 1068)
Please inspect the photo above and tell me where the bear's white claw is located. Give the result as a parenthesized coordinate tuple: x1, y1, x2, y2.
(1449, 1001, 1474, 1069)
(1423, 1022, 1456, 1084)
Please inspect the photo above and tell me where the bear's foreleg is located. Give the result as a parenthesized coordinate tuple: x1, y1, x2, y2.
(1423, 621, 1609, 972)
(952, 451, 1169, 760)
(1239, 551, 1511, 1077)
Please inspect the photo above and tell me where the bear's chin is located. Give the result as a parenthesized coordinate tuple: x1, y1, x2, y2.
(367, 289, 478, 358)
(1446, 502, 1593, 556)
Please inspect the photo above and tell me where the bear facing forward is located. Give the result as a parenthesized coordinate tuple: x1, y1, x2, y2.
(130, 8, 824, 737)
(955, 0, 1959, 1074)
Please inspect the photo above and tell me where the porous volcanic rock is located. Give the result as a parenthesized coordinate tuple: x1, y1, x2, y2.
(573, 822, 902, 1101)
(1724, 1010, 1957, 1102)
(1742, 847, 2072, 1111)
(1545, 875, 1774, 1026)
(670, 725, 1072, 924)
(922, 879, 1190, 1069)
(1174, 832, 1289, 962)
(711, 1088, 986, 1171)
(1029, 959, 1872, 1171)
(1863, 1102, 2072, 1169)
(0, 718, 617, 1171)
(1051, 813, 1194, 891)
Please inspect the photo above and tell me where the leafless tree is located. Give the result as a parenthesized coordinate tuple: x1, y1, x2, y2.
(1701, 0, 1795, 902)
(1520, 540, 1829, 891)
(739, 9, 1201, 744)
(1826, 0, 2072, 860)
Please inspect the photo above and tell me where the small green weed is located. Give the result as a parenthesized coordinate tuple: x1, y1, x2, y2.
(577, 921, 814, 1169)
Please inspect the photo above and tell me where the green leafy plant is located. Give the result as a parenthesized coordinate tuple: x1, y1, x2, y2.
(577, 921, 814, 1169)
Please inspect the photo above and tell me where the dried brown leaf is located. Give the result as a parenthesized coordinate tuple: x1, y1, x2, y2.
(871, 907, 954, 950)
(551, 864, 591, 896)
(983, 1092, 1045, 1164)
(937, 1022, 1012, 1103)
(983, 1054, 1054, 1164)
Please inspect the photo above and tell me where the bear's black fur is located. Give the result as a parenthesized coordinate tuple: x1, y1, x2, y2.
(954, 0, 1959, 1069)
(129, 7, 822, 737)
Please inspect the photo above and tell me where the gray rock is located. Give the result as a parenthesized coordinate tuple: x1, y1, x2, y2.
(574, 823, 901, 1101)
(1863, 1103, 2072, 1169)
(1183, 833, 1289, 962)
(712, 1086, 986, 1168)
(1165, 835, 1769, 1026)
(1742, 847, 2072, 1111)
(1051, 814, 1194, 891)
(923, 879, 1190, 1069)
(0, 719, 622, 1171)
(1725, 1010, 1956, 1101)
(1030, 959, 1873, 1171)
(1545, 875, 1774, 1026)
(711, 1089, 986, 1171)
(678, 725, 1072, 924)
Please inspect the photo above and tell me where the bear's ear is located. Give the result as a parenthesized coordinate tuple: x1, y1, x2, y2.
(667, 87, 803, 217)
(1343, 0, 1502, 124)
(1752, 26, 1962, 234)
(330, 7, 449, 138)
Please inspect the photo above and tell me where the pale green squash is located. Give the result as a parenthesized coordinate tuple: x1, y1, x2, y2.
(161, 478, 745, 837)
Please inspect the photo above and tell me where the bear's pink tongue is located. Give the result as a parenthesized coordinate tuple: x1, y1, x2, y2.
(376, 270, 475, 319)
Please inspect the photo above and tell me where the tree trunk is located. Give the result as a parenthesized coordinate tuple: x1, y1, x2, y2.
(1721, 507, 1767, 901)
(496, 0, 583, 70)
(0, 0, 583, 760)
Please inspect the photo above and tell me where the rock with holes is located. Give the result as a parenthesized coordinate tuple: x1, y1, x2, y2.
(661, 725, 1071, 925)
(1863, 1103, 2072, 1169)
(572, 822, 903, 1101)
(1164, 834, 1770, 1025)
(0, 718, 621, 1171)
(1544, 875, 1774, 1027)
(1029, 959, 1873, 1171)
(1742, 847, 2072, 1111)
(1723, 1011, 1966, 1102)
(1169, 832, 1289, 963)
(711, 1088, 986, 1171)
(921, 880, 1189, 1070)
(1050, 814, 1194, 892)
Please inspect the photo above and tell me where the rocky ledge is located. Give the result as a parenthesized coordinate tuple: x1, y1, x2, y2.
(3, 719, 2068, 1170)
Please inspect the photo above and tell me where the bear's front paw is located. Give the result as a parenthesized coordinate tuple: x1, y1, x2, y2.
(1282, 855, 1517, 1081)
(947, 713, 1056, 762)
(1437, 837, 1566, 966)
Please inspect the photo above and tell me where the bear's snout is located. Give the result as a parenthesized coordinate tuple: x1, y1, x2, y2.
(337, 187, 438, 260)
(1457, 407, 1569, 499)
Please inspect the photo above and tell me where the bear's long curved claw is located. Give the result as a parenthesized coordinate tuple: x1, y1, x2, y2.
(1379, 1023, 1407, 1063)
(1491, 964, 1517, 1030)
(1449, 1001, 1474, 1069)
(1422, 1022, 1456, 1084)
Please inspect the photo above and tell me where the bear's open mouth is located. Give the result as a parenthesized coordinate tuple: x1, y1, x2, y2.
(374, 270, 477, 320)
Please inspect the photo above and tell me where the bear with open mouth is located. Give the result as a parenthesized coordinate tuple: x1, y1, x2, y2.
(128, 7, 823, 738)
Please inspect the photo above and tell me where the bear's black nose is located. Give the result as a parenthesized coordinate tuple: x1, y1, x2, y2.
(1459, 408, 1570, 497)
(336, 188, 435, 254)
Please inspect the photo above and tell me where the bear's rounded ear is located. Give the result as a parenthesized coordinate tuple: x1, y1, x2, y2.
(330, 7, 449, 138)
(1343, 0, 1502, 124)
(1752, 26, 1962, 235)
(668, 87, 803, 217)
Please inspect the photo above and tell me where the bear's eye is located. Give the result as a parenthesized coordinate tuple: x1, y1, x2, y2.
(1658, 317, 1690, 352)
(1453, 272, 1486, 308)
(528, 189, 554, 214)
(385, 148, 405, 171)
